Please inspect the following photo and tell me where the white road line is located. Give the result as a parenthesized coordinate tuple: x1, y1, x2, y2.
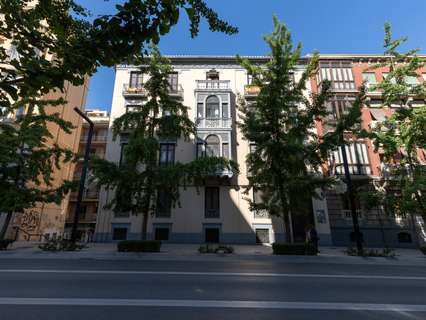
(0, 269, 425, 281)
(0, 298, 425, 311)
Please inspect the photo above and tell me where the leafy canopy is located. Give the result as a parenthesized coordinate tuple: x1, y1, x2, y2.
(238, 16, 364, 242)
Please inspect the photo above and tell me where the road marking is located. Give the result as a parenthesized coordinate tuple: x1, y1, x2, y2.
(0, 269, 425, 281)
(0, 298, 425, 311)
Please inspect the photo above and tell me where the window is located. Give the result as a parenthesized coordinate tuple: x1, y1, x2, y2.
(159, 143, 175, 166)
(129, 71, 143, 88)
(119, 143, 128, 166)
(206, 69, 219, 80)
(362, 73, 377, 88)
(156, 189, 172, 218)
(319, 61, 355, 90)
(205, 135, 220, 157)
(330, 142, 371, 175)
(205, 227, 220, 243)
(155, 227, 170, 241)
(197, 103, 203, 118)
(222, 103, 229, 118)
(205, 187, 220, 218)
(126, 105, 141, 113)
(196, 142, 205, 158)
(398, 232, 412, 243)
(168, 72, 179, 92)
(404, 75, 419, 86)
(112, 228, 128, 240)
(249, 143, 257, 154)
(206, 96, 220, 119)
(326, 96, 354, 121)
(247, 74, 253, 85)
(222, 143, 229, 159)
(253, 189, 264, 204)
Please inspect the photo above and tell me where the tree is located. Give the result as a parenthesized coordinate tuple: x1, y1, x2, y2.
(91, 49, 237, 239)
(0, 0, 237, 239)
(237, 17, 364, 243)
(365, 23, 426, 232)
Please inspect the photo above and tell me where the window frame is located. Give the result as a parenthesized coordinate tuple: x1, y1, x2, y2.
(159, 143, 176, 167)
(205, 187, 220, 218)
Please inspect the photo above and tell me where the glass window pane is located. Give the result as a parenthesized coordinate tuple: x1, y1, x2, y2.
(222, 103, 228, 118)
(197, 103, 203, 118)
(206, 135, 220, 157)
(222, 143, 229, 159)
(206, 96, 220, 119)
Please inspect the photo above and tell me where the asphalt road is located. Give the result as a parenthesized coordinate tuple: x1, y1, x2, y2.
(0, 258, 425, 320)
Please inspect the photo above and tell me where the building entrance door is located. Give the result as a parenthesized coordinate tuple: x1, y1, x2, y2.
(255, 229, 270, 244)
(205, 228, 219, 243)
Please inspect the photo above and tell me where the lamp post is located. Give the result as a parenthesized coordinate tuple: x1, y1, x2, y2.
(71, 107, 94, 243)
(340, 142, 364, 255)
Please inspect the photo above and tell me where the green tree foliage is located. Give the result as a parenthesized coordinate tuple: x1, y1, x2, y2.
(238, 17, 364, 243)
(365, 23, 426, 223)
(91, 49, 237, 239)
(0, 0, 237, 239)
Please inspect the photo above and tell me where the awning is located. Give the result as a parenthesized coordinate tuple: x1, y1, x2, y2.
(370, 108, 386, 122)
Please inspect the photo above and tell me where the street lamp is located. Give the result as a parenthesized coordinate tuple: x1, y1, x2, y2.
(70, 107, 94, 243)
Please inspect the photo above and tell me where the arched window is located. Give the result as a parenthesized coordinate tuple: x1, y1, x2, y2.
(205, 135, 220, 157)
(206, 96, 220, 119)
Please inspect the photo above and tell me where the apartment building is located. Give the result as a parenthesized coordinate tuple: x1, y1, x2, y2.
(95, 55, 326, 245)
(0, 32, 89, 241)
(95, 55, 426, 247)
(312, 55, 426, 248)
(65, 109, 110, 242)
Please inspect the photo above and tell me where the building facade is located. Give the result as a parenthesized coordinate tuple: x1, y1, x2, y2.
(65, 109, 110, 242)
(0, 31, 89, 241)
(95, 55, 426, 247)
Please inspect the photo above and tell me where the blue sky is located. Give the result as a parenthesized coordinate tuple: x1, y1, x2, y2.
(80, 0, 426, 111)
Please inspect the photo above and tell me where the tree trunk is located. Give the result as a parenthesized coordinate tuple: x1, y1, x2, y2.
(376, 208, 388, 249)
(0, 211, 13, 240)
(141, 211, 148, 240)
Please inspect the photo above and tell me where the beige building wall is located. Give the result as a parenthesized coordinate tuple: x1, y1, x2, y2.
(10, 80, 89, 240)
(95, 56, 310, 243)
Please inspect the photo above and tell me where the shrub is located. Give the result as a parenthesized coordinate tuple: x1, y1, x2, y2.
(39, 239, 86, 252)
(420, 247, 426, 255)
(272, 243, 317, 255)
(0, 239, 14, 250)
(345, 247, 396, 257)
(198, 244, 234, 254)
(117, 240, 161, 252)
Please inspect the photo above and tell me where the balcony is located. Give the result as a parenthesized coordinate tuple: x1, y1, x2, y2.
(168, 84, 184, 99)
(244, 85, 261, 99)
(70, 188, 100, 201)
(80, 135, 108, 143)
(196, 80, 230, 91)
(195, 117, 232, 129)
(122, 84, 147, 97)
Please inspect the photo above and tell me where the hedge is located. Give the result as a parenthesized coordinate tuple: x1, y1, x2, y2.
(117, 240, 161, 252)
(272, 242, 317, 255)
(420, 246, 426, 255)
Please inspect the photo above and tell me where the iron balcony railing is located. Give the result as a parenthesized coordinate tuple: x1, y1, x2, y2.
(195, 117, 232, 129)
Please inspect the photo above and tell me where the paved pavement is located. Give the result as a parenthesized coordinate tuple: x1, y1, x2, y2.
(3, 242, 426, 266)
(0, 253, 426, 319)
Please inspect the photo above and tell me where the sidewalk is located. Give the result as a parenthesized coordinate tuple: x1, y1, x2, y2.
(1, 241, 425, 266)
